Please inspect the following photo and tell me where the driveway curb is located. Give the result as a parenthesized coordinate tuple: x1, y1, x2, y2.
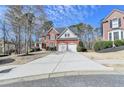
(0, 70, 119, 85)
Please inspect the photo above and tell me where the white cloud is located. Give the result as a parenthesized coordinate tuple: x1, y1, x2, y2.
(44, 5, 100, 27)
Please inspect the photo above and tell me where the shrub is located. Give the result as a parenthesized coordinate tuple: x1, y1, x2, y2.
(30, 48, 35, 52)
(46, 47, 49, 51)
(77, 41, 87, 52)
(30, 47, 41, 52)
(94, 41, 113, 51)
(36, 47, 41, 51)
(102, 41, 113, 49)
(93, 42, 101, 51)
(114, 40, 124, 47)
(46, 47, 56, 51)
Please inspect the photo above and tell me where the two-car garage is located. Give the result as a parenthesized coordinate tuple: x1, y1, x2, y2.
(56, 28, 79, 52)
(58, 43, 77, 52)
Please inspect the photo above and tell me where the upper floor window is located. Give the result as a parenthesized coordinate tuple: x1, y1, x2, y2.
(112, 18, 119, 28)
(110, 18, 121, 28)
(65, 33, 70, 37)
(67, 33, 70, 37)
(50, 34, 55, 40)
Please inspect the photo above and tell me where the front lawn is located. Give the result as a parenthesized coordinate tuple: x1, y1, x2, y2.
(0, 51, 51, 66)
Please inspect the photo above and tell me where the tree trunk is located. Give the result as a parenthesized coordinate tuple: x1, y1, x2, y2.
(18, 25, 21, 54)
(24, 26, 27, 54)
(3, 20, 6, 55)
(26, 25, 30, 55)
(29, 24, 32, 50)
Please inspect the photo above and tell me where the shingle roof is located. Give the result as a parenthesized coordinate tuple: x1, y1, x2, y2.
(56, 27, 79, 36)
(68, 27, 79, 35)
(55, 27, 66, 33)
(42, 27, 79, 37)
(42, 27, 66, 36)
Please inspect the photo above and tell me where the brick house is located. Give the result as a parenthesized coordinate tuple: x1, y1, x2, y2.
(42, 27, 80, 52)
(102, 9, 124, 41)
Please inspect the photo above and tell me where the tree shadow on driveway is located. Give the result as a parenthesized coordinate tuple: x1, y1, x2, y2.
(0, 58, 15, 65)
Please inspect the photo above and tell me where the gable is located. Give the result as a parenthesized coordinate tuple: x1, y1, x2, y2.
(47, 28, 59, 35)
(58, 28, 78, 39)
(103, 9, 124, 22)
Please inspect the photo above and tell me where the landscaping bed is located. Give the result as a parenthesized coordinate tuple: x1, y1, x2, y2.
(98, 46, 124, 53)
(82, 50, 124, 60)
(93, 40, 124, 52)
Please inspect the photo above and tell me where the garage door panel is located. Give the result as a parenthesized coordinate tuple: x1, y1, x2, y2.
(58, 43, 77, 52)
(58, 44, 67, 52)
(68, 44, 77, 52)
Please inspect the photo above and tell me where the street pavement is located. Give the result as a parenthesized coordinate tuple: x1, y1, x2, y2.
(1, 75, 124, 87)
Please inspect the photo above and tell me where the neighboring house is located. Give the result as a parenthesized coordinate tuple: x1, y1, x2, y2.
(102, 9, 124, 41)
(42, 27, 80, 52)
(0, 40, 15, 54)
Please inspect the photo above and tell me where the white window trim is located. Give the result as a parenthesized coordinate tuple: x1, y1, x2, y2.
(108, 30, 123, 41)
(112, 18, 119, 28)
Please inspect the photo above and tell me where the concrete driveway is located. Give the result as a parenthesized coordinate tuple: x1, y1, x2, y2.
(0, 52, 113, 81)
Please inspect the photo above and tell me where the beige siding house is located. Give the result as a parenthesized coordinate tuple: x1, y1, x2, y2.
(0, 40, 15, 54)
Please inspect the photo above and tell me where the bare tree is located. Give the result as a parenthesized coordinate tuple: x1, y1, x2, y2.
(5, 5, 50, 55)
(5, 6, 23, 54)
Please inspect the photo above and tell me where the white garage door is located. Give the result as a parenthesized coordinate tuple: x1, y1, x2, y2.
(58, 43, 67, 52)
(68, 44, 77, 52)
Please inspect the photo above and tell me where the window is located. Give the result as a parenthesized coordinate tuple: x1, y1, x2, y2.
(67, 33, 70, 37)
(109, 33, 112, 40)
(113, 32, 119, 40)
(112, 18, 119, 28)
(112, 18, 118, 28)
(65, 34, 67, 37)
(65, 33, 70, 37)
(49, 36, 50, 39)
(121, 31, 123, 39)
(55, 35, 57, 39)
(50, 35, 55, 40)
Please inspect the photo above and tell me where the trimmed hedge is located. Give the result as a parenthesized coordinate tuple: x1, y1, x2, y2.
(114, 40, 124, 47)
(94, 41, 113, 51)
(77, 41, 87, 52)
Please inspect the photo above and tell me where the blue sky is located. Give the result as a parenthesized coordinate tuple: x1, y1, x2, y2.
(0, 5, 124, 40)
(0, 5, 124, 29)
(44, 5, 124, 28)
